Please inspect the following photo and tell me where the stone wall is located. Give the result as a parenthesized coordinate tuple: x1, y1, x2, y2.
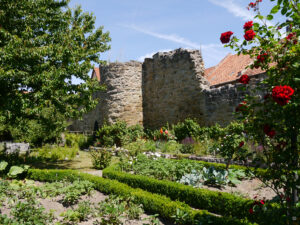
(203, 74, 265, 126)
(69, 48, 266, 132)
(69, 61, 143, 132)
(142, 49, 210, 128)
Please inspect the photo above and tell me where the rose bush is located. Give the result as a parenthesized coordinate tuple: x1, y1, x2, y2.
(220, 0, 299, 223)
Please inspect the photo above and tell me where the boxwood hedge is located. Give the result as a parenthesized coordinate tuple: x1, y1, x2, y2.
(26, 168, 255, 225)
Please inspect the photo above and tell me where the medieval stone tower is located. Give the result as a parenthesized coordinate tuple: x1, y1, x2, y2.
(69, 48, 264, 132)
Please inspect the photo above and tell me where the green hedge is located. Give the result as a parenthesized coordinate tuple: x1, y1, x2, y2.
(172, 158, 300, 179)
(27, 169, 255, 225)
(103, 165, 288, 225)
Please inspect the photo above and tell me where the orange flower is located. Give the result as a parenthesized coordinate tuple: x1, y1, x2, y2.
(160, 128, 163, 134)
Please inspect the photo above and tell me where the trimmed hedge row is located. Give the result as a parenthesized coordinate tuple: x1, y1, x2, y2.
(103, 165, 287, 225)
(172, 158, 300, 179)
(27, 169, 255, 225)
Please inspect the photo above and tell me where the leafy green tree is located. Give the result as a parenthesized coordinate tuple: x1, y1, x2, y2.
(0, 0, 110, 144)
(221, 0, 299, 223)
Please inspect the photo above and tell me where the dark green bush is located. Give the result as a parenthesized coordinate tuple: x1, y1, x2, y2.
(172, 118, 201, 141)
(96, 121, 144, 147)
(26, 168, 255, 225)
(103, 165, 292, 225)
(89, 148, 112, 169)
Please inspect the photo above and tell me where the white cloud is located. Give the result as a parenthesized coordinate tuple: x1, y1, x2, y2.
(122, 24, 200, 49)
(208, 0, 255, 21)
(208, 0, 273, 26)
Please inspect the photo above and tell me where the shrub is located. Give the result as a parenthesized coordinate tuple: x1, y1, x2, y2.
(156, 140, 182, 153)
(103, 165, 291, 225)
(30, 144, 78, 161)
(124, 139, 156, 156)
(96, 121, 144, 147)
(26, 168, 256, 225)
(172, 118, 201, 141)
(65, 133, 93, 150)
(89, 148, 112, 169)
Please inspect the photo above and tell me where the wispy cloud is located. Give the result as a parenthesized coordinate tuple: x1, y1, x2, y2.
(122, 24, 200, 49)
(208, 0, 254, 21)
(208, 0, 273, 26)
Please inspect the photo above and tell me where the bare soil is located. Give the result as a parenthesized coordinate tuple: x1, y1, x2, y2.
(1, 180, 171, 225)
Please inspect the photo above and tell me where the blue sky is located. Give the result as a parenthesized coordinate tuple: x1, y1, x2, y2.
(69, 0, 277, 70)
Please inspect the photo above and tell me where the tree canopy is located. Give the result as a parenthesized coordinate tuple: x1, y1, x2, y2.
(0, 0, 110, 144)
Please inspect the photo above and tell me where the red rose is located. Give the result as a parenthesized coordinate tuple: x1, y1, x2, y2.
(249, 208, 254, 214)
(235, 101, 247, 112)
(244, 30, 256, 41)
(286, 33, 298, 44)
(257, 53, 268, 63)
(272, 85, 294, 106)
(239, 74, 250, 84)
(260, 200, 265, 205)
(220, 31, 233, 44)
(264, 94, 270, 100)
(243, 21, 253, 30)
(263, 125, 276, 138)
(239, 141, 244, 148)
(249, 2, 256, 7)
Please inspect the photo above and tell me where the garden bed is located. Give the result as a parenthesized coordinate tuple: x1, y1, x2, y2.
(0, 178, 169, 225)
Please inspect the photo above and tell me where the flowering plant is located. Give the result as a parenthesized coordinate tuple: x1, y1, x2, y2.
(221, 0, 299, 222)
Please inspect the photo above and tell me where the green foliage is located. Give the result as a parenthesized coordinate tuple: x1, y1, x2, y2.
(127, 154, 203, 181)
(95, 195, 144, 224)
(0, 0, 110, 144)
(65, 133, 94, 150)
(124, 139, 156, 156)
(226, 0, 300, 221)
(10, 198, 54, 225)
(61, 201, 95, 223)
(27, 168, 255, 225)
(0, 158, 29, 178)
(30, 144, 78, 161)
(96, 121, 144, 147)
(89, 148, 112, 169)
(8, 165, 30, 178)
(103, 164, 291, 225)
(172, 118, 202, 141)
(156, 140, 182, 154)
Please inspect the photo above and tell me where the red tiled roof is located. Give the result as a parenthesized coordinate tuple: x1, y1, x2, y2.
(91, 67, 100, 82)
(204, 54, 264, 86)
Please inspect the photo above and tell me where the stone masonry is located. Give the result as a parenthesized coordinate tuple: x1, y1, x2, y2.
(142, 49, 209, 128)
(70, 48, 265, 131)
(69, 61, 143, 132)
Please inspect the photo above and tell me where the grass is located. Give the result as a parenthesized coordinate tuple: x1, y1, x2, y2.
(28, 150, 93, 171)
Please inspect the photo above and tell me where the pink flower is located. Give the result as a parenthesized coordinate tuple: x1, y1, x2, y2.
(165, 130, 169, 135)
